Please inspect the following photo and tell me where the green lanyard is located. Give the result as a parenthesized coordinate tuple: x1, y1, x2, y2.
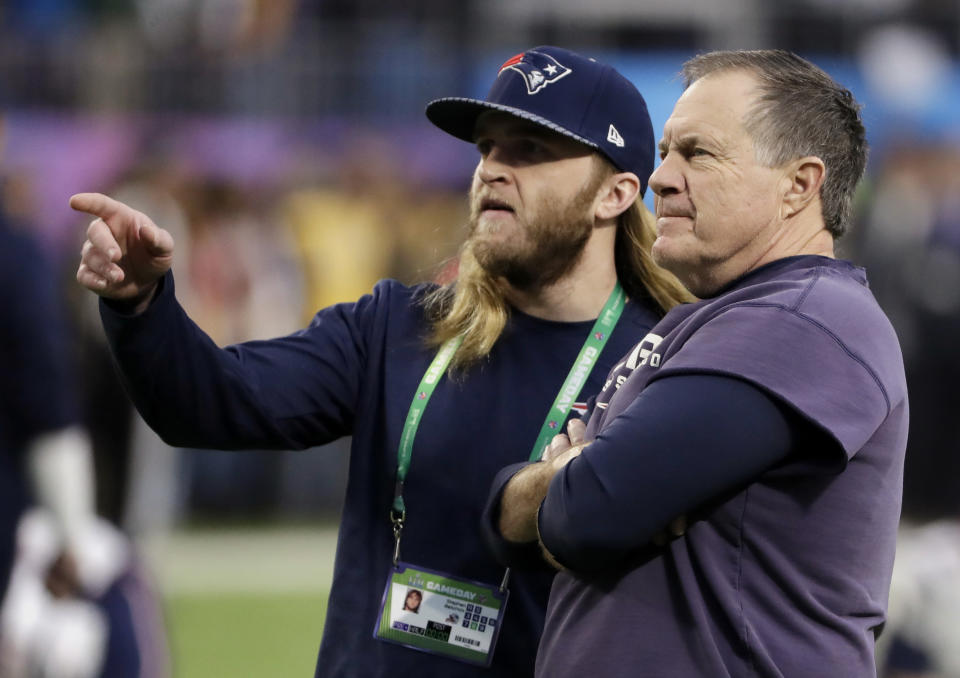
(527, 282, 626, 461)
(392, 333, 465, 516)
(391, 282, 625, 524)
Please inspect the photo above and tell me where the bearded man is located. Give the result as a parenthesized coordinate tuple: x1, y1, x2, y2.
(72, 46, 690, 678)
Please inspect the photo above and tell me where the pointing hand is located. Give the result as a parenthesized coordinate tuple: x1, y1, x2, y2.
(71, 192, 175, 309)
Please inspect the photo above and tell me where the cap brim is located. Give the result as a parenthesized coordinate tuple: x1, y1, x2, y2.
(425, 97, 599, 151)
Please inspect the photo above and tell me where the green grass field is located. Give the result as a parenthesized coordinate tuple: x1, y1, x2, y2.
(165, 592, 328, 677)
(142, 525, 338, 677)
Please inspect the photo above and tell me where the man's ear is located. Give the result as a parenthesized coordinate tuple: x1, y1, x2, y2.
(781, 156, 825, 219)
(595, 172, 641, 222)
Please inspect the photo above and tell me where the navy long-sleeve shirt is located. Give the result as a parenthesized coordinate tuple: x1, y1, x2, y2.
(100, 271, 662, 678)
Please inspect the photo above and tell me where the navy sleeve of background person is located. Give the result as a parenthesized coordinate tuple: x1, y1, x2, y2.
(1, 218, 80, 601)
(0, 223, 79, 450)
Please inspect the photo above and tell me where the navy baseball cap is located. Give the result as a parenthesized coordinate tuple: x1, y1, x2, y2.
(426, 46, 655, 195)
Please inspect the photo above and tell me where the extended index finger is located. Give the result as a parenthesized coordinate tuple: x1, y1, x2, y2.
(69, 192, 127, 221)
(85, 218, 121, 260)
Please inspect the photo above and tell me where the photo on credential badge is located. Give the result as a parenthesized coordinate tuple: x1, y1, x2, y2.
(373, 563, 508, 666)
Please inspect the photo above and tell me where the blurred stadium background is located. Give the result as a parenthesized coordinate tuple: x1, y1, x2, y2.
(2, 0, 960, 676)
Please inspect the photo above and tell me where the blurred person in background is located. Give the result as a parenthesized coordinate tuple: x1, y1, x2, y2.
(0, 119, 167, 678)
(71, 46, 691, 677)
(852, 143, 960, 678)
(880, 520, 960, 678)
(486, 49, 908, 677)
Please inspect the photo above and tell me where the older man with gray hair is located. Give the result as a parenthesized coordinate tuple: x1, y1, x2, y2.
(487, 49, 908, 677)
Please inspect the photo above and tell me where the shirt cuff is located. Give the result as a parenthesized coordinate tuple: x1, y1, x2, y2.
(481, 461, 554, 570)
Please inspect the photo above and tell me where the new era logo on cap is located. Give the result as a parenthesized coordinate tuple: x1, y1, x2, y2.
(499, 51, 572, 94)
(607, 124, 625, 148)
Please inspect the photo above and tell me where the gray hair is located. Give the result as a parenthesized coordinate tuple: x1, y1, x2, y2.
(682, 50, 867, 238)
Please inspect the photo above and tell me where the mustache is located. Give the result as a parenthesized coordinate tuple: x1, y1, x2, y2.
(470, 190, 516, 216)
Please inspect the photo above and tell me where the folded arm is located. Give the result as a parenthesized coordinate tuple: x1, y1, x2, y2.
(487, 373, 817, 572)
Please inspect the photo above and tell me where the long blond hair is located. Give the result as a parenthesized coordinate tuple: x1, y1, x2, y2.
(420, 239, 510, 375)
(421, 167, 693, 374)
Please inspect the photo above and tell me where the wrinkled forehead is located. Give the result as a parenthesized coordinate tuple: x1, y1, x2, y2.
(661, 70, 760, 144)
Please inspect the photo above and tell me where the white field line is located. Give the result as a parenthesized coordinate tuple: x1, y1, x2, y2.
(137, 525, 339, 595)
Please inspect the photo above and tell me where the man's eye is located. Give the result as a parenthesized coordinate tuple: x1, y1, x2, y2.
(476, 140, 493, 155)
(518, 139, 543, 154)
(691, 148, 711, 157)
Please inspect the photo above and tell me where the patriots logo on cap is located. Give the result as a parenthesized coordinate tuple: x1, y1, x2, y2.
(499, 50, 572, 95)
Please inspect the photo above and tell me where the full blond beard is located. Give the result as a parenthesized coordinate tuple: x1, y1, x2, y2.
(466, 165, 606, 293)
(422, 163, 607, 374)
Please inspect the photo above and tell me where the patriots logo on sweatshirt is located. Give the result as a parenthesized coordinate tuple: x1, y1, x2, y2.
(499, 50, 572, 94)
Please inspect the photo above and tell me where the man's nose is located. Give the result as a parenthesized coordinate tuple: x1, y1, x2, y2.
(476, 148, 511, 185)
(649, 156, 683, 197)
